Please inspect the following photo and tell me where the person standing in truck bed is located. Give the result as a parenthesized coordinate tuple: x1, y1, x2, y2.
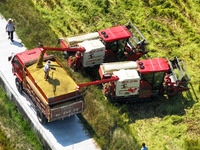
(44, 60, 51, 81)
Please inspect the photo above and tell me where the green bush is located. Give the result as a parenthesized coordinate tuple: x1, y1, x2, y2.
(171, 115, 183, 125)
(0, 88, 43, 150)
(184, 138, 200, 150)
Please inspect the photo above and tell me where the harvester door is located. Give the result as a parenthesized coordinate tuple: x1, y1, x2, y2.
(152, 72, 165, 90)
(139, 81, 152, 98)
(106, 39, 128, 61)
(141, 72, 164, 90)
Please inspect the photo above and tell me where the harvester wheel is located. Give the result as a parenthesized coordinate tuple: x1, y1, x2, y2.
(37, 109, 47, 124)
(15, 78, 23, 93)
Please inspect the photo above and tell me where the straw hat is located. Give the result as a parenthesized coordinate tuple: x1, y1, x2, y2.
(46, 60, 51, 65)
(8, 18, 13, 22)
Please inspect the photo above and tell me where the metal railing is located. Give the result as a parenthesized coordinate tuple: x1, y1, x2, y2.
(167, 56, 190, 83)
(124, 22, 149, 48)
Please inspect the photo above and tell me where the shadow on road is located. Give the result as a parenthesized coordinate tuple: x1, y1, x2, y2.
(11, 40, 23, 47)
(43, 115, 91, 147)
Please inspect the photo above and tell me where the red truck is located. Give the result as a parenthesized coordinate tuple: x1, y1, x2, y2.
(10, 48, 84, 123)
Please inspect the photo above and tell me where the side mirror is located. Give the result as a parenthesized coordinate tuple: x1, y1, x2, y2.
(8, 56, 12, 61)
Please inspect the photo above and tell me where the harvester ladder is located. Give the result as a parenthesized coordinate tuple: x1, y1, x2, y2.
(124, 22, 149, 47)
(167, 56, 190, 82)
(175, 56, 190, 81)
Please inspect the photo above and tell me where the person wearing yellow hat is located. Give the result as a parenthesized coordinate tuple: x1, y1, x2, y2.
(5, 18, 15, 42)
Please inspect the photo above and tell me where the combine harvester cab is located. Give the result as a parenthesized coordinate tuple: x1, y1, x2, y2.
(96, 57, 190, 102)
(59, 22, 149, 71)
(10, 48, 84, 123)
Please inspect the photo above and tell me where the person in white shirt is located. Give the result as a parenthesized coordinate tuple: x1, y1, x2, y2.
(44, 60, 51, 81)
(5, 18, 15, 42)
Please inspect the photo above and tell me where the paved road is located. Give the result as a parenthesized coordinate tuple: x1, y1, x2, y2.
(0, 14, 99, 150)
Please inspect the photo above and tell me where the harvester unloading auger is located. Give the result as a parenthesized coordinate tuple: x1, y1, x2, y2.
(36, 42, 85, 68)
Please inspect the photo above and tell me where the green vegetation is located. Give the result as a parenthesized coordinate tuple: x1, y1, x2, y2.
(0, 87, 43, 150)
(0, 127, 14, 150)
(0, 0, 200, 149)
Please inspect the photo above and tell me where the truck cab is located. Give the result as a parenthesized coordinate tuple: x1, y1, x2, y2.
(11, 48, 47, 92)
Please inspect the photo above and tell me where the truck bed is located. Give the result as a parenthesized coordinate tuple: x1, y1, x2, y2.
(27, 61, 78, 98)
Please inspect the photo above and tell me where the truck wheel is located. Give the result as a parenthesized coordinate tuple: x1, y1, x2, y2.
(15, 78, 23, 93)
(37, 109, 47, 124)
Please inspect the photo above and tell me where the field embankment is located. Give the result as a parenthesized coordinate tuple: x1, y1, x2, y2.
(0, 0, 200, 149)
(0, 87, 43, 150)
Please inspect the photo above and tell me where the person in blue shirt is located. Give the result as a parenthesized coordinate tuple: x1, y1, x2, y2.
(141, 143, 148, 150)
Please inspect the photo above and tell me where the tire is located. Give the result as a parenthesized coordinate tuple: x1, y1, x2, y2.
(37, 109, 47, 124)
(15, 78, 23, 93)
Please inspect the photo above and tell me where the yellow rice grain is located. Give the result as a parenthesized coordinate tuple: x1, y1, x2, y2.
(27, 61, 78, 98)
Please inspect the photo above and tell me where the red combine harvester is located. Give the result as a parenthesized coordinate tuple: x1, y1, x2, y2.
(77, 57, 190, 102)
(59, 22, 149, 70)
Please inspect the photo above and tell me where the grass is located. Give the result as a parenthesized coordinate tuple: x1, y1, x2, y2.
(0, 127, 14, 150)
(0, 87, 43, 150)
(1, 0, 200, 149)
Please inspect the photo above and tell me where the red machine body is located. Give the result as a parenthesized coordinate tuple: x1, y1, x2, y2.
(78, 57, 190, 102)
(98, 25, 131, 42)
(60, 22, 149, 70)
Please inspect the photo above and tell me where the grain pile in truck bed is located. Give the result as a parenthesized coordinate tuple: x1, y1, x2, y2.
(27, 61, 78, 98)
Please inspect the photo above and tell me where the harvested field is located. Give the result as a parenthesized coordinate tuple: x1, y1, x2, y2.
(27, 61, 78, 98)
